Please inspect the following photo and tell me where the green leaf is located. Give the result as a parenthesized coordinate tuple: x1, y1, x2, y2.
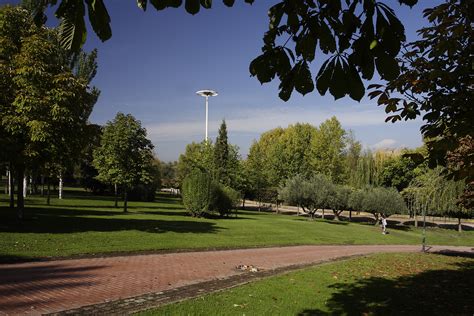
(56, 0, 87, 52)
(370, 40, 377, 50)
(319, 22, 336, 53)
(223, 0, 235, 7)
(329, 58, 347, 100)
(249, 53, 275, 84)
(295, 30, 317, 62)
(137, 0, 147, 10)
(375, 53, 400, 80)
(315, 58, 333, 95)
(86, 0, 111, 42)
(287, 12, 299, 33)
(294, 62, 314, 95)
(200, 0, 212, 9)
(268, 3, 284, 30)
(185, 0, 200, 14)
(150, 0, 168, 10)
(398, 0, 418, 7)
(278, 71, 295, 101)
(347, 65, 364, 101)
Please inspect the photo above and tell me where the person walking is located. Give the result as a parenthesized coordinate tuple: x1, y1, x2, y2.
(381, 215, 388, 235)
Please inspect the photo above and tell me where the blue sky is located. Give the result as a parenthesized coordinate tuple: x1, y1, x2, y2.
(3, 0, 437, 161)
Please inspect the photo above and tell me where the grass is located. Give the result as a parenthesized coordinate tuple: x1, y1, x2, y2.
(140, 252, 474, 315)
(1, 190, 473, 260)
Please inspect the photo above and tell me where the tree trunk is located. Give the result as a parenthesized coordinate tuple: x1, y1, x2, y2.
(4, 169, 8, 195)
(321, 209, 325, 219)
(374, 213, 380, 226)
(414, 210, 418, 228)
(16, 165, 25, 220)
(242, 196, 245, 210)
(8, 164, 14, 209)
(58, 174, 63, 199)
(349, 210, 352, 221)
(333, 210, 340, 221)
(41, 175, 45, 197)
(23, 176, 27, 198)
(458, 217, 462, 232)
(114, 183, 118, 208)
(47, 178, 51, 205)
(123, 190, 128, 213)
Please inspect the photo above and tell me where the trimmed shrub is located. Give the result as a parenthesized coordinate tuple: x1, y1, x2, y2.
(181, 170, 211, 217)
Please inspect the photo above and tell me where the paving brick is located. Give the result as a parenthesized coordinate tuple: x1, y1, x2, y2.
(0, 245, 471, 315)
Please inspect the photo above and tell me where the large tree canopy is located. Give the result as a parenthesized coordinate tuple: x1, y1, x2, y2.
(29, 0, 416, 102)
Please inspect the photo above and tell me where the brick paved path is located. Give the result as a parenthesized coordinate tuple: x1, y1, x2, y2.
(0, 245, 472, 315)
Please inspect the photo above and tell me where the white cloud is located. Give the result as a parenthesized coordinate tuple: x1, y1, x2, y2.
(371, 138, 398, 149)
(145, 104, 394, 142)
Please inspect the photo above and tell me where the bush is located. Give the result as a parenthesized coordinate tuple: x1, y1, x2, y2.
(181, 170, 211, 217)
(210, 182, 240, 216)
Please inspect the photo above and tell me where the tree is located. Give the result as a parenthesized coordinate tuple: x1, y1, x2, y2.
(369, 0, 473, 194)
(361, 187, 407, 225)
(160, 161, 179, 191)
(279, 174, 332, 220)
(328, 185, 352, 221)
(311, 117, 347, 183)
(381, 154, 420, 191)
(214, 120, 230, 185)
(0, 6, 97, 218)
(32, 0, 416, 102)
(177, 140, 215, 186)
(280, 123, 318, 180)
(406, 167, 472, 232)
(93, 113, 155, 212)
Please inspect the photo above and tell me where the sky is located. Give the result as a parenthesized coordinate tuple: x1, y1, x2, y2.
(3, 0, 437, 161)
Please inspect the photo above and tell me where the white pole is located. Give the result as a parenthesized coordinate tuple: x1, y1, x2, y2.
(205, 96, 209, 141)
(59, 174, 63, 199)
(23, 176, 27, 198)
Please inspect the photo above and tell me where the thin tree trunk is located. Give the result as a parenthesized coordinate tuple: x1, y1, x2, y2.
(123, 190, 128, 213)
(458, 217, 462, 232)
(414, 210, 418, 228)
(47, 178, 51, 205)
(374, 213, 380, 226)
(16, 165, 25, 220)
(321, 209, 325, 219)
(4, 169, 8, 195)
(114, 183, 118, 208)
(41, 175, 45, 196)
(58, 174, 63, 199)
(8, 164, 14, 209)
(349, 210, 352, 221)
(23, 176, 27, 198)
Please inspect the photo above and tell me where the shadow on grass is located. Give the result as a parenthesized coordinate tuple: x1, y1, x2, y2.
(297, 260, 474, 315)
(0, 207, 222, 234)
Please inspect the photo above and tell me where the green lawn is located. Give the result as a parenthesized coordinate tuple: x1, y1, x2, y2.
(1, 191, 473, 260)
(140, 253, 474, 315)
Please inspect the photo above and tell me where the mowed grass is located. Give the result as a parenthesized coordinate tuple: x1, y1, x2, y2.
(141, 253, 474, 315)
(0, 190, 473, 260)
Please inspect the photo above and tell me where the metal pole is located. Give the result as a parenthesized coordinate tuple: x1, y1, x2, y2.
(205, 96, 209, 141)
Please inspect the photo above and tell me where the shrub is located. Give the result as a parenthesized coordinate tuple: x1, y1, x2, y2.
(210, 182, 240, 216)
(181, 170, 211, 217)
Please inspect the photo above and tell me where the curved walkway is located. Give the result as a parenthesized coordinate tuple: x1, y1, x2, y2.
(0, 245, 472, 315)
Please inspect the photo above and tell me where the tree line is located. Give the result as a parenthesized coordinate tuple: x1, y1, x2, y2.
(0, 5, 160, 215)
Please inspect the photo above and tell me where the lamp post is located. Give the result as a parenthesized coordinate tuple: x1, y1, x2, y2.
(196, 90, 218, 141)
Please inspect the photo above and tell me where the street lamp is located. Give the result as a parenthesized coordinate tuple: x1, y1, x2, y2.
(196, 89, 218, 141)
